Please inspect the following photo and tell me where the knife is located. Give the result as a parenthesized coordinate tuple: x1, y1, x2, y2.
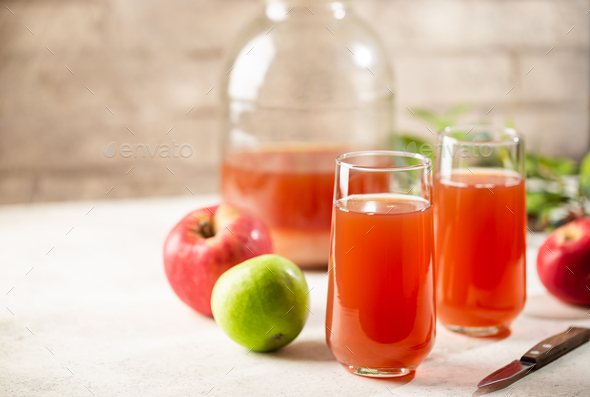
(477, 326, 590, 389)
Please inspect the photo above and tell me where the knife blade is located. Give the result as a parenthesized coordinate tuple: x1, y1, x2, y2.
(477, 326, 590, 389)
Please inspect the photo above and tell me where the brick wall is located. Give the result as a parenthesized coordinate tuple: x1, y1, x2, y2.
(0, 0, 588, 204)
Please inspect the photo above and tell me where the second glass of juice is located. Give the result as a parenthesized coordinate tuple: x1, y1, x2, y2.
(326, 151, 436, 377)
(434, 126, 526, 337)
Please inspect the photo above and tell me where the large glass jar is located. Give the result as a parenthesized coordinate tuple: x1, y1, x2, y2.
(220, 0, 393, 268)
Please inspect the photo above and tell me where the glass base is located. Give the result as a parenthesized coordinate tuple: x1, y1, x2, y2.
(341, 363, 416, 378)
(445, 323, 509, 337)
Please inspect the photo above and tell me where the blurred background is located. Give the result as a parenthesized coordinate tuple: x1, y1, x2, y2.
(0, 0, 588, 206)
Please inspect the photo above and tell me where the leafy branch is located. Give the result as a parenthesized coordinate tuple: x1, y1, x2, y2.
(390, 103, 590, 231)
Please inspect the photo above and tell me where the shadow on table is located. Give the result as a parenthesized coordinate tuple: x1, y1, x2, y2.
(480, 328, 511, 340)
(426, 325, 511, 364)
(270, 339, 336, 362)
(442, 325, 512, 341)
(269, 339, 417, 388)
(372, 371, 416, 388)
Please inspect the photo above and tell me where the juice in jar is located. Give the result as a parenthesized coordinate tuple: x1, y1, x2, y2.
(434, 169, 526, 334)
(326, 194, 436, 372)
(221, 146, 346, 267)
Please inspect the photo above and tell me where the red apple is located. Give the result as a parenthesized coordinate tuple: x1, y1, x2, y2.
(164, 203, 273, 316)
(537, 217, 590, 306)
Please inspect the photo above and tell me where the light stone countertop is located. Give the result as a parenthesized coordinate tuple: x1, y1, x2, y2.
(1, 196, 589, 397)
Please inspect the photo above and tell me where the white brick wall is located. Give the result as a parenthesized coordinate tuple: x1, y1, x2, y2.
(0, 0, 588, 204)
(356, 0, 590, 157)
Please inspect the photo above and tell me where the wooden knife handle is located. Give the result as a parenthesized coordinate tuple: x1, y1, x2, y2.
(521, 326, 590, 370)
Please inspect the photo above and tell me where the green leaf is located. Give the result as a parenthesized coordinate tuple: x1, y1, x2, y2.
(444, 103, 470, 120)
(580, 152, 590, 177)
(526, 192, 548, 216)
(446, 131, 468, 140)
(525, 153, 538, 178)
(544, 157, 576, 176)
(410, 104, 471, 131)
(579, 151, 590, 197)
(525, 152, 576, 179)
(410, 108, 446, 130)
(505, 117, 517, 129)
(526, 189, 571, 217)
(389, 133, 435, 162)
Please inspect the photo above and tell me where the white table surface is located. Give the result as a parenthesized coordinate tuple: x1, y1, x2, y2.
(1, 195, 589, 397)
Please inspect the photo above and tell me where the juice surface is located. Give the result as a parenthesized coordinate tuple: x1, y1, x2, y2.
(434, 169, 526, 328)
(326, 194, 436, 369)
(221, 147, 346, 266)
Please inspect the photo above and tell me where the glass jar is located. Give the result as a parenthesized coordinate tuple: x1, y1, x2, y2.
(220, 0, 393, 268)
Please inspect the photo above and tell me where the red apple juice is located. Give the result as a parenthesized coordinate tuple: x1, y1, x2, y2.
(326, 194, 436, 370)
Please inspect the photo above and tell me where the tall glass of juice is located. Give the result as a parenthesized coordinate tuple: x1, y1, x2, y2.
(434, 126, 526, 337)
(326, 151, 436, 377)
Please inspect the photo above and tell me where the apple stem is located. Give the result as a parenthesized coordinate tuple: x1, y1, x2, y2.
(200, 220, 214, 238)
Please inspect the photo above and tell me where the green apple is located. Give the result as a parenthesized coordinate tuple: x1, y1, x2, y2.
(211, 254, 310, 352)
